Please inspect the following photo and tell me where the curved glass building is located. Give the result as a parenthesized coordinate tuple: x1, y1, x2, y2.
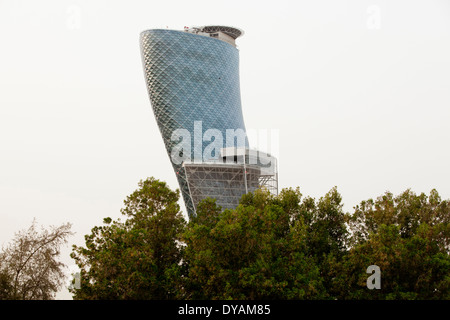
(140, 26, 277, 217)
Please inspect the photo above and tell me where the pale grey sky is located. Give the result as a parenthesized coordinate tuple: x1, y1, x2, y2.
(0, 0, 449, 299)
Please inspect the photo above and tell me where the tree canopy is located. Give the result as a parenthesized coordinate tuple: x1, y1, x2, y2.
(70, 177, 450, 300)
(335, 189, 450, 299)
(70, 178, 185, 299)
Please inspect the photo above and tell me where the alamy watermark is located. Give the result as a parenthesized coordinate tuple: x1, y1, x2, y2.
(66, 5, 82, 30)
(65, 264, 81, 290)
(170, 121, 279, 170)
(366, 5, 382, 30)
(366, 265, 381, 289)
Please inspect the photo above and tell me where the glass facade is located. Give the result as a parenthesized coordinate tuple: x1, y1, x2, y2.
(140, 27, 276, 217)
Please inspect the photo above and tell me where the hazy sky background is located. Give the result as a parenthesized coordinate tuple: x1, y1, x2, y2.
(1, 0, 449, 299)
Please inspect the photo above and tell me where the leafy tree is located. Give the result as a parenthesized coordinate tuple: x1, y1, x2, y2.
(69, 175, 450, 300)
(70, 178, 186, 299)
(182, 188, 327, 299)
(293, 187, 349, 298)
(0, 220, 73, 300)
(333, 189, 450, 299)
(348, 189, 450, 247)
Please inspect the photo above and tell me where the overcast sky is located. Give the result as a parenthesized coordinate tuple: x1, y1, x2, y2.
(1, 0, 449, 299)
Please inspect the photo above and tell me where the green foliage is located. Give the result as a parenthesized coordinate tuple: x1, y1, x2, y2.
(70, 178, 186, 299)
(336, 189, 450, 299)
(70, 178, 450, 300)
(182, 188, 327, 299)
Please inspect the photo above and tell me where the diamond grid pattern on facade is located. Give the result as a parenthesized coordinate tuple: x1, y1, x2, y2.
(140, 29, 249, 216)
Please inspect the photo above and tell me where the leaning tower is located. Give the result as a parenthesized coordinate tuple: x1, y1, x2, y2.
(140, 26, 277, 217)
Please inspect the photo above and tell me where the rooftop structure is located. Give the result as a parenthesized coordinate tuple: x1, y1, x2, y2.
(183, 25, 244, 47)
